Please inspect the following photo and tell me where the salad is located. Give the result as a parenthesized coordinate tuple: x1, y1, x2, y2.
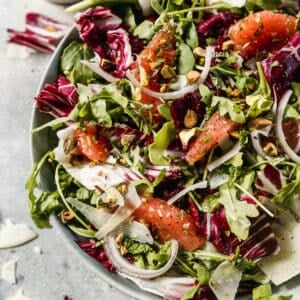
(27, 0, 300, 299)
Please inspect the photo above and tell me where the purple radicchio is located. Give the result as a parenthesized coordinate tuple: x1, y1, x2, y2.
(35, 75, 78, 118)
(197, 12, 241, 47)
(7, 13, 69, 53)
(170, 92, 205, 129)
(261, 31, 300, 101)
(193, 201, 279, 260)
(255, 164, 288, 198)
(75, 7, 132, 78)
(76, 240, 115, 272)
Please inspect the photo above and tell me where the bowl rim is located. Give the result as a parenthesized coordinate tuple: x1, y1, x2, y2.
(29, 25, 159, 300)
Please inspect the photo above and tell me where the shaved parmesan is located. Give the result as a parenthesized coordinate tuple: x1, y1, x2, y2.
(0, 219, 37, 249)
(259, 212, 300, 285)
(1, 259, 17, 284)
(6, 289, 32, 300)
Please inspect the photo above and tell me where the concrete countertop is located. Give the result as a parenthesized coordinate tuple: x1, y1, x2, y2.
(0, 1, 132, 299)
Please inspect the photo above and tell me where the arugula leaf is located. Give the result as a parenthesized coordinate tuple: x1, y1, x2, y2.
(123, 237, 172, 270)
(245, 0, 281, 12)
(149, 121, 176, 165)
(217, 184, 259, 240)
(273, 165, 300, 209)
(246, 63, 273, 118)
(60, 41, 96, 85)
(252, 284, 292, 300)
(133, 20, 155, 40)
(25, 151, 62, 228)
(181, 283, 201, 300)
(211, 96, 246, 123)
(178, 42, 195, 75)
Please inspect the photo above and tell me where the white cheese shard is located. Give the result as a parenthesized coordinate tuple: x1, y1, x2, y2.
(1, 259, 17, 284)
(258, 212, 300, 285)
(0, 219, 37, 249)
(6, 289, 32, 300)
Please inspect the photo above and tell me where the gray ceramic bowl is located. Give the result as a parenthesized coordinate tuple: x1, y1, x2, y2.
(30, 26, 300, 300)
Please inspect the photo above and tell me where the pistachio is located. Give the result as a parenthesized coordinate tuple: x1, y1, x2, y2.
(193, 47, 206, 57)
(186, 70, 201, 85)
(121, 134, 136, 146)
(120, 245, 128, 256)
(118, 183, 128, 195)
(100, 58, 114, 71)
(161, 65, 176, 79)
(139, 66, 149, 86)
(115, 233, 124, 247)
(222, 40, 234, 51)
(249, 118, 272, 130)
(61, 211, 75, 224)
(179, 128, 197, 147)
(263, 142, 278, 156)
(184, 109, 198, 128)
(63, 136, 77, 155)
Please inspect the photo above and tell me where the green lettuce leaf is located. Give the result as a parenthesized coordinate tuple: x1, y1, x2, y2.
(149, 121, 176, 165)
(217, 184, 259, 240)
(60, 41, 97, 85)
(252, 284, 292, 300)
(211, 96, 246, 123)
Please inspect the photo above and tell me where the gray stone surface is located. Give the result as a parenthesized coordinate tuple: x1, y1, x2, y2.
(0, 1, 132, 299)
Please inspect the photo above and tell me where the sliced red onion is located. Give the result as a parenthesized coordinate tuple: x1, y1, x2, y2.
(250, 126, 272, 160)
(119, 273, 195, 299)
(207, 142, 242, 172)
(167, 181, 207, 205)
(199, 46, 213, 83)
(104, 235, 178, 279)
(81, 56, 119, 83)
(126, 70, 201, 100)
(276, 90, 300, 164)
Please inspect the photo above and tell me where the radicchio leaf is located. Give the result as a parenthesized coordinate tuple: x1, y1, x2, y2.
(197, 12, 241, 47)
(7, 29, 56, 53)
(261, 32, 300, 101)
(35, 75, 78, 117)
(170, 92, 205, 129)
(75, 7, 132, 77)
(25, 12, 69, 40)
(7, 13, 69, 53)
(197, 207, 279, 260)
(255, 164, 287, 197)
(76, 240, 115, 272)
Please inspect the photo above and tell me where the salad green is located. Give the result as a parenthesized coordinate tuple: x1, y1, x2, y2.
(27, 0, 300, 299)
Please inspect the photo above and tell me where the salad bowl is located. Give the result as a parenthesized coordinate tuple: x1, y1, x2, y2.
(29, 2, 300, 300)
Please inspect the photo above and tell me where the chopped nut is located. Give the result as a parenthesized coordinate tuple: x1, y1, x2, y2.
(119, 158, 128, 166)
(184, 109, 198, 128)
(193, 47, 206, 57)
(45, 25, 57, 32)
(161, 65, 176, 79)
(263, 142, 278, 156)
(115, 233, 124, 247)
(120, 245, 128, 256)
(61, 211, 75, 224)
(63, 136, 77, 155)
(118, 183, 128, 195)
(249, 118, 272, 130)
(121, 134, 136, 146)
(100, 59, 114, 71)
(160, 84, 168, 93)
(186, 70, 201, 85)
(139, 66, 149, 86)
(222, 40, 234, 51)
